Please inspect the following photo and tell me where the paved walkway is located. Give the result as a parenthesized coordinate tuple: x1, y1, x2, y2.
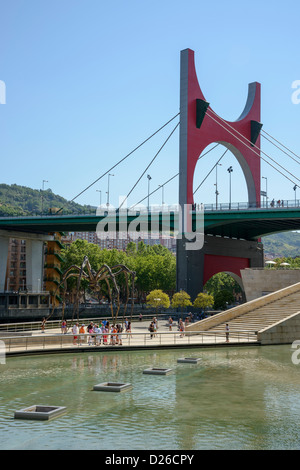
(2, 318, 258, 355)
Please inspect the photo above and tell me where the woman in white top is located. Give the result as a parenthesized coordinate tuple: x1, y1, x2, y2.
(72, 323, 79, 345)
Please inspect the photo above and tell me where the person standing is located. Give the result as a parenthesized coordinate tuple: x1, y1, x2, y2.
(41, 317, 46, 333)
(225, 323, 230, 343)
(117, 324, 123, 345)
(72, 323, 79, 345)
(61, 319, 67, 334)
(149, 321, 154, 339)
(79, 324, 86, 345)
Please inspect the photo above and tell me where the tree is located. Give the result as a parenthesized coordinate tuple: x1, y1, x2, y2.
(213, 290, 234, 310)
(193, 292, 214, 311)
(171, 291, 192, 310)
(146, 289, 170, 310)
(204, 273, 242, 300)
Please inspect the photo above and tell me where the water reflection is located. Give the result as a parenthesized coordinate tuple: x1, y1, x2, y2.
(0, 346, 300, 450)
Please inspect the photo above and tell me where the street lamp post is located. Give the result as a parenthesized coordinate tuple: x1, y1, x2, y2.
(96, 189, 102, 207)
(262, 176, 268, 207)
(294, 185, 297, 206)
(107, 174, 114, 207)
(147, 174, 152, 211)
(158, 184, 164, 206)
(41, 179, 48, 215)
(227, 166, 233, 209)
(215, 163, 222, 209)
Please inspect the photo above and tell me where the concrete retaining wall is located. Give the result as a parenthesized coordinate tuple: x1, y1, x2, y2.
(241, 268, 300, 301)
(257, 311, 300, 345)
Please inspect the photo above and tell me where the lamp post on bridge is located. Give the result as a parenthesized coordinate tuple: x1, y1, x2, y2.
(96, 189, 102, 207)
(147, 174, 152, 211)
(262, 176, 268, 208)
(107, 174, 114, 207)
(294, 185, 298, 206)
(227, 166, 233, 209)
(158, 184, 165, 206)
(215, 163, 222, 209)
(41, 180, 48, 215)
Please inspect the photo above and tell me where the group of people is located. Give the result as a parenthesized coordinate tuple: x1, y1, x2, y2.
(70, 319, 132, 346)
(270, 198, 284, 208)
(148, 317, 159, 338)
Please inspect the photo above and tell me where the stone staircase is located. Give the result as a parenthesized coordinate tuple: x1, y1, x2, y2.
(186, 282, 300, 344)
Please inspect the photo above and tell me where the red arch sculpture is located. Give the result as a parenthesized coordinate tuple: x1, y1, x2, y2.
(177, 48, 264, 299)
(179, 48, 262, 208)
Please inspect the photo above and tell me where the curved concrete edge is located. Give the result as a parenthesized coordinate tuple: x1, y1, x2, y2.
(257, 310, 300, 345)
(3, 341, 261, 358)
(186, 281, 300, 333)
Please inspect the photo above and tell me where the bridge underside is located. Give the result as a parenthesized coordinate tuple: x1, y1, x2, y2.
(176, 235, 264, 301)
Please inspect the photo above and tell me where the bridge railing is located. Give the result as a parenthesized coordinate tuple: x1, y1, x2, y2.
(0, 199, 299, 219)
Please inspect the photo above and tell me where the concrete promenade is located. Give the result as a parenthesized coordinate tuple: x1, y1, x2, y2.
(1, 318, 259, 356)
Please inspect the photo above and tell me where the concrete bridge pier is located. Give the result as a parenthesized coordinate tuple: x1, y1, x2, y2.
(26, 239, 45, 292)
(0, 230, 54, 293)
(176, 234, 264, 301)
(0, 237, 9, 291)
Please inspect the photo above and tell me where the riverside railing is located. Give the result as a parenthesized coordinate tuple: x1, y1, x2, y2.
(1, 330, 258, 353)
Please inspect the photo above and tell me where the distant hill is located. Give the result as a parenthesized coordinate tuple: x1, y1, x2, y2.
(262, 231, 300, 258)
(0, 183, 94, 216)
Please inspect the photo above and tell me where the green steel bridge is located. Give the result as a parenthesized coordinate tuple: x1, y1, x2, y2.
(0, 204, 299, 241)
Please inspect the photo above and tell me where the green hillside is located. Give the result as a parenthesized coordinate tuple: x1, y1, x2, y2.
(0, 183, 94, 216)
(262, 231, 300, 258)
(0, 183, 299, 259)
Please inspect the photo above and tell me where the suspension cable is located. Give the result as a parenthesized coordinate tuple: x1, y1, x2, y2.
(261, 131, 300, 164)
(193, 148, 228, 195)
(54, 113, 180, 214)
(129, 142, 221, 208)
(205, 109, 300, 185)
(129, 172, 179, 209)
(118, 122, 180, 210)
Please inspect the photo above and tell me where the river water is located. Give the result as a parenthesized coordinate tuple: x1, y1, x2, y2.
(0, 345, 300, 450)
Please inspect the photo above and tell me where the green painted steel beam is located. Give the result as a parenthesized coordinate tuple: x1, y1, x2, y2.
(0, 208, 299, 241)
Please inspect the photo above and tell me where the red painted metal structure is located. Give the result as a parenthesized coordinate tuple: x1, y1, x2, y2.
(183, 48, 261, 207)
(177, 49, 263, 296)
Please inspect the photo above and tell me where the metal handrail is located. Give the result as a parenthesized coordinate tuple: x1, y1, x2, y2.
(0, 199, 299, 219)
(1, 329, 258, 353)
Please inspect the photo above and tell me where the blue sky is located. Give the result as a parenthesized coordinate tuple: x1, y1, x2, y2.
(0, 0, 299, 209)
